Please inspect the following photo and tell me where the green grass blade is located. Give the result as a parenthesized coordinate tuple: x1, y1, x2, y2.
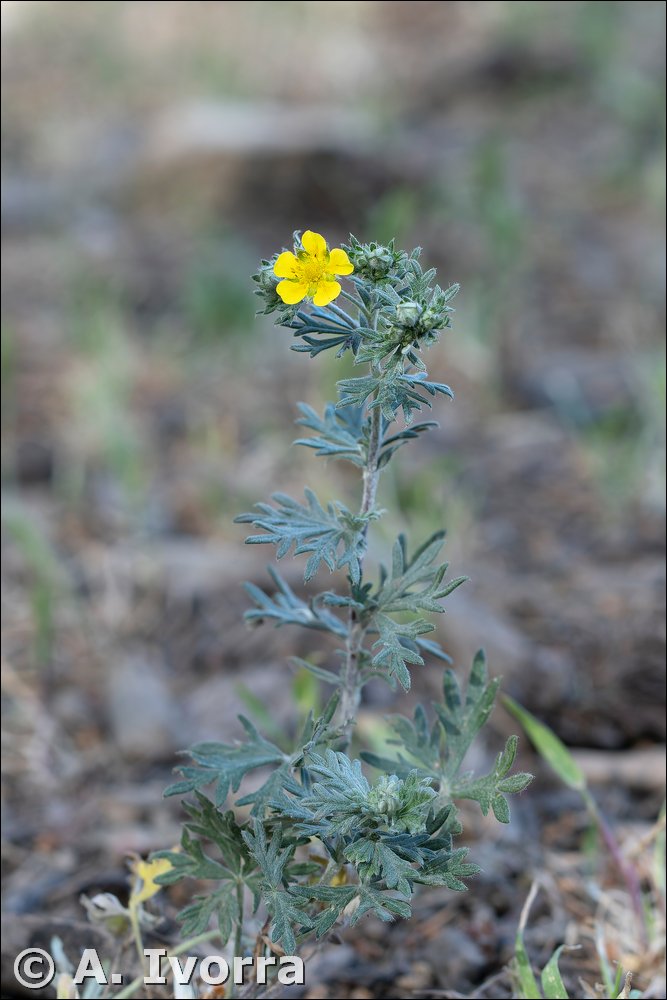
(515, 929, 542, 999)
(540, 945, 570, 999)
(514, 883, 543, 1000)
(502, 695, 587, 792)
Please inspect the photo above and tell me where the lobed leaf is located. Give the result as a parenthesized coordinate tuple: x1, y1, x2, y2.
(370, 613, 434, 691)
(243, 566, 347, 638)
(235, 488, 373, 584)
(294, 402, 366, 466)
(165, 716, 287, 813)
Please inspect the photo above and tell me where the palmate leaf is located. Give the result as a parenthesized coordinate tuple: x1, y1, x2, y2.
(236, 765, 296, 815)
(374, 532, 467, 615)
(291, 882, 413, 937)
(384, 373, 453, 423)
(235, 488, 373, 584)
(344, 839, 416, 896)
(362, 654, 532, 822)
(242, 821, 292, 886)
(363, 532, 465, 690)
(153, 796, 263, 942)
(288, 304, 360, 357)
(156, 827, 232, 885)
(243, 566, 347, 638)
(242, 824, 313, 953)
(153, 830, 241, 942)
(294, 402, 366, 466)
(263, 888, 314, 954)
(371, 613, 435, 691)
(411, 846, 481, 890)
(165, 715, 288, 814)
(368, 773, 437, 834)
(337, 369, 453, 424)
(436, 650, 500, 778)
(267, 753, 444, 912)
(454, 734, 533, 824)
(362, 702, 442, 779)
(177, 795, 250, 875)
(366, 260, 457, 316)
(176, 886, 241, 941)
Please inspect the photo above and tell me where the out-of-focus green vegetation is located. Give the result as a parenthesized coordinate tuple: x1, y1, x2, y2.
(2, 506, 61, 669)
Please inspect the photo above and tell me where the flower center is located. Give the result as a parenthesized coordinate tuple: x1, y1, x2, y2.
(298, 253, 329, 287)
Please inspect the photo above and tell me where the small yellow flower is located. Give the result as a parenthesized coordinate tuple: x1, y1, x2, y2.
(274, 230, 353, 307)
(330, 865, 350, 887)
(129, 856, 173, 906)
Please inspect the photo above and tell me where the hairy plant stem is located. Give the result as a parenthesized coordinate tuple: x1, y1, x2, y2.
(337, 375, 382, 742)
(228, 880, 246, 998)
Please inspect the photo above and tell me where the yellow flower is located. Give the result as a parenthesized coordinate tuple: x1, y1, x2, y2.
(274, 230, 353, 307)
(129, 856, 173, 906)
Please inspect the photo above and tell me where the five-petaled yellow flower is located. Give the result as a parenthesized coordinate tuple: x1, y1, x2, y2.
(274, 231, 354, 307)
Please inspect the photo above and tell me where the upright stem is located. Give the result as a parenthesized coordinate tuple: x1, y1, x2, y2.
(584, 791, 649, 946)
(235, 883, 244, 955)
(361, 403, 382, 517)
(337, 397, 382, 741)
(229, 880, 245, 998)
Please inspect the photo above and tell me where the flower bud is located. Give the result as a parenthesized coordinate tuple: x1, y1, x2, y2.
(396, 301, 423, 328)
(369, 774, 403, 818)
(346, 239, 407, 283)
(252, 258, 287, 314)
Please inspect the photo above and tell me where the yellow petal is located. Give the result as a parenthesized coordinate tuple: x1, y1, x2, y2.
(313, 280, 341, 307)
(130, 857, 173, 906)
(328, 248, 354, 275)
(277, 279, 308, 304)
(330, 865, 349, 886)
(274, 251, 299, 278)
(301, 230, 328, 259)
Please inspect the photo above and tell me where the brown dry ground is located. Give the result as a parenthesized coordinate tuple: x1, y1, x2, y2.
(1, 3, 665, 998)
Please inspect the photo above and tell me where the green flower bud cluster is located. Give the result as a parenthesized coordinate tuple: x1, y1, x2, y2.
(365, 772, 436, 835)
(344, 236, 409, 283)
(354, 275, 460, 372)
(387, 281, 460, 348)
(367, 774, 403, 819)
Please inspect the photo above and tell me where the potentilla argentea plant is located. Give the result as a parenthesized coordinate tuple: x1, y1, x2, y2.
(157, 230, 532, 984)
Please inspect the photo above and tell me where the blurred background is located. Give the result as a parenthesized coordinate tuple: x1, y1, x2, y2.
(1, 2, 665, 997)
